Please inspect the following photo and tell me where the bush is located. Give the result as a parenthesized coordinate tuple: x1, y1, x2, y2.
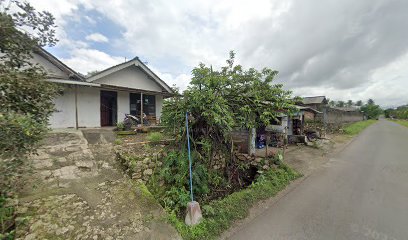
(146, 132, 163, 143)
(167, 165, 300, 240)
(116, 121, 125, 131)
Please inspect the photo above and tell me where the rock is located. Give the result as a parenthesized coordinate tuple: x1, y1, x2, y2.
(255, 157, 262, 163)
(56, 227, 69, 235)
(75, 161, 94, 169)
(143, 169, 153, 176)
(24, 233, 37, 240)
(262, 165, 270, 170)
(53, 166, 79, 179)
(132, 172, 142, 179)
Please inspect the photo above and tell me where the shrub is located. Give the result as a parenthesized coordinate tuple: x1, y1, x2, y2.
(116, 121, 125, 131)
(167, 165, 300, 240)
(147, 132, 163, 143)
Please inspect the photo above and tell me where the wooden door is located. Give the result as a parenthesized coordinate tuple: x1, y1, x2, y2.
(100, 91, 117, 126)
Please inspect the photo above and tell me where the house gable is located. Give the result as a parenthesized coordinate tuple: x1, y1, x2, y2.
(86, 58, 173, 94)
(33, 48, 84, 81)
(31, 52, 70, 80)
(92, 65, 163, 92)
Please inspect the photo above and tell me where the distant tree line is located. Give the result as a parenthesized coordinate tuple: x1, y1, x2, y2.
(328, 99, 363, 108)
(328, 98, 382, 119)
(384, 105, 408, 119)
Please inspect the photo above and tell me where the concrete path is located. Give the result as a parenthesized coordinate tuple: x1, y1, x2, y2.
(229, 120, 408, 240)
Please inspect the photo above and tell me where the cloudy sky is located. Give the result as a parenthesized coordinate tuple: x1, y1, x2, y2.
(29, 0, 408, 107)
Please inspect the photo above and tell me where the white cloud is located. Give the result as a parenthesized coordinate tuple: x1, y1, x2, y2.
(85, 33, 109, 43)
(61, 48, 123, 74)
(28, 0, 408, 106)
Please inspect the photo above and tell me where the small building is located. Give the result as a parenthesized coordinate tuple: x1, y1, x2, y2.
(299, 96, 328, 121)
(33, 48, 173, 128)
(231, 106, 320, 155)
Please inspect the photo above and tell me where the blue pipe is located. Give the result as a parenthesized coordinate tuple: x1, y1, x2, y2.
(186, 112, 194, 202)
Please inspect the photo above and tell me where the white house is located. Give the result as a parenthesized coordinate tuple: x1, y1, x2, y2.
(33, 48, 173, 128)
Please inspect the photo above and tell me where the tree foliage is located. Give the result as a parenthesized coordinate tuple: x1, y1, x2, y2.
(384, 105, 408, 119)
(162, 51, 296, 149)
(0, 1, 59, 237)
(360, 99, 383, 119)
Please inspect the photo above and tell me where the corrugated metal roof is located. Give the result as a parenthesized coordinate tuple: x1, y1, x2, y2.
(331, 107, 361, 112)
(302, 96, 327, 104)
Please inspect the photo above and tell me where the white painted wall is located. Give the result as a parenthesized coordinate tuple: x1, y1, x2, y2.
(77, 87, 100, 127)
(117, 91, 130, 121)
(49, 86, 76, 128)
(49, 86, 166, 128)
(94, 65, 163, 92)
(155, 95, 163, 120)
(49, 86, 100, 128)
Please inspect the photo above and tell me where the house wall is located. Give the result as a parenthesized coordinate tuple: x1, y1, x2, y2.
(117, 91, 130, 120)
(231, 129, 249, 154)
(77, 87, 100, 127)
(317, 107, 364, 124)
(49, 86, 76, 128)
(49, 86, 165, 128)
(304, 111, 316, 121)
(94, 65, 163, 92)
(49, 86, 100, 128)
(155, 95, 163, 120)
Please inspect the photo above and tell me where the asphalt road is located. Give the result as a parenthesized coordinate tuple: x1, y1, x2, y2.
(229, 120, 408, 240)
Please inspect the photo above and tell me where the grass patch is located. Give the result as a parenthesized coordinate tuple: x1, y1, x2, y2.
(116, 130, 137, 135)
(166, 164, 301, 240)
(392, 119, 408, 128)
(146, 132, 163, 143)
(343, 120, 377, 135)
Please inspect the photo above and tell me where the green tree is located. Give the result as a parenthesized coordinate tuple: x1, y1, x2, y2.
(356, 100, 363, 107)
(336, 101, 345, 107)
(346, 100, 353, 107)
(161, 51, 296, 186)
(360, 99, 383, 119)
(0, 1, 59, 237)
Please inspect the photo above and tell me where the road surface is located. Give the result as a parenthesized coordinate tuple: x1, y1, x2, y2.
(229, 120, 408, 240)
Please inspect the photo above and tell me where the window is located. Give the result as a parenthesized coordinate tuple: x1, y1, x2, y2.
(129, 93, 156, 116)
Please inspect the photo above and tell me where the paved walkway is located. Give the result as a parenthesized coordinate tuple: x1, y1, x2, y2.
(16, 129, 180, 240)
(229, 120, 408, 240)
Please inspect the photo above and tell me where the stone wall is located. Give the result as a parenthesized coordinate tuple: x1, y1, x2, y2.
(235, 153, 277, 171)
(312, 107, 364, 125)
(115, 145, 164, 182)
(231, 129, 249, 153)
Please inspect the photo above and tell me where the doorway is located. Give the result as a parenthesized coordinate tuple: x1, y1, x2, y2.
(100, 90, 117, 126)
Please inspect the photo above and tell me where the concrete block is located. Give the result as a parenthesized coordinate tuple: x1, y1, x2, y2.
(185, 201, 203, 226)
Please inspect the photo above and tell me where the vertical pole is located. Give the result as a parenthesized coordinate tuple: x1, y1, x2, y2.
(140, 92, 143, 127)
(248, 128, 256, 156)
(75, 85, 79, 129)
(186, 112, 194, 202)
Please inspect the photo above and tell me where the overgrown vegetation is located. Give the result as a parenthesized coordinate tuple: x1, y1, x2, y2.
(130, 53, 301, 238)
(161, 51, 296, 188)
(0, 1, 58, 237)
(385, 104, 408, 120)
(146, 132, 164, 143)
(164, 164, 300, 240)
(343, 120, 377, 135)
